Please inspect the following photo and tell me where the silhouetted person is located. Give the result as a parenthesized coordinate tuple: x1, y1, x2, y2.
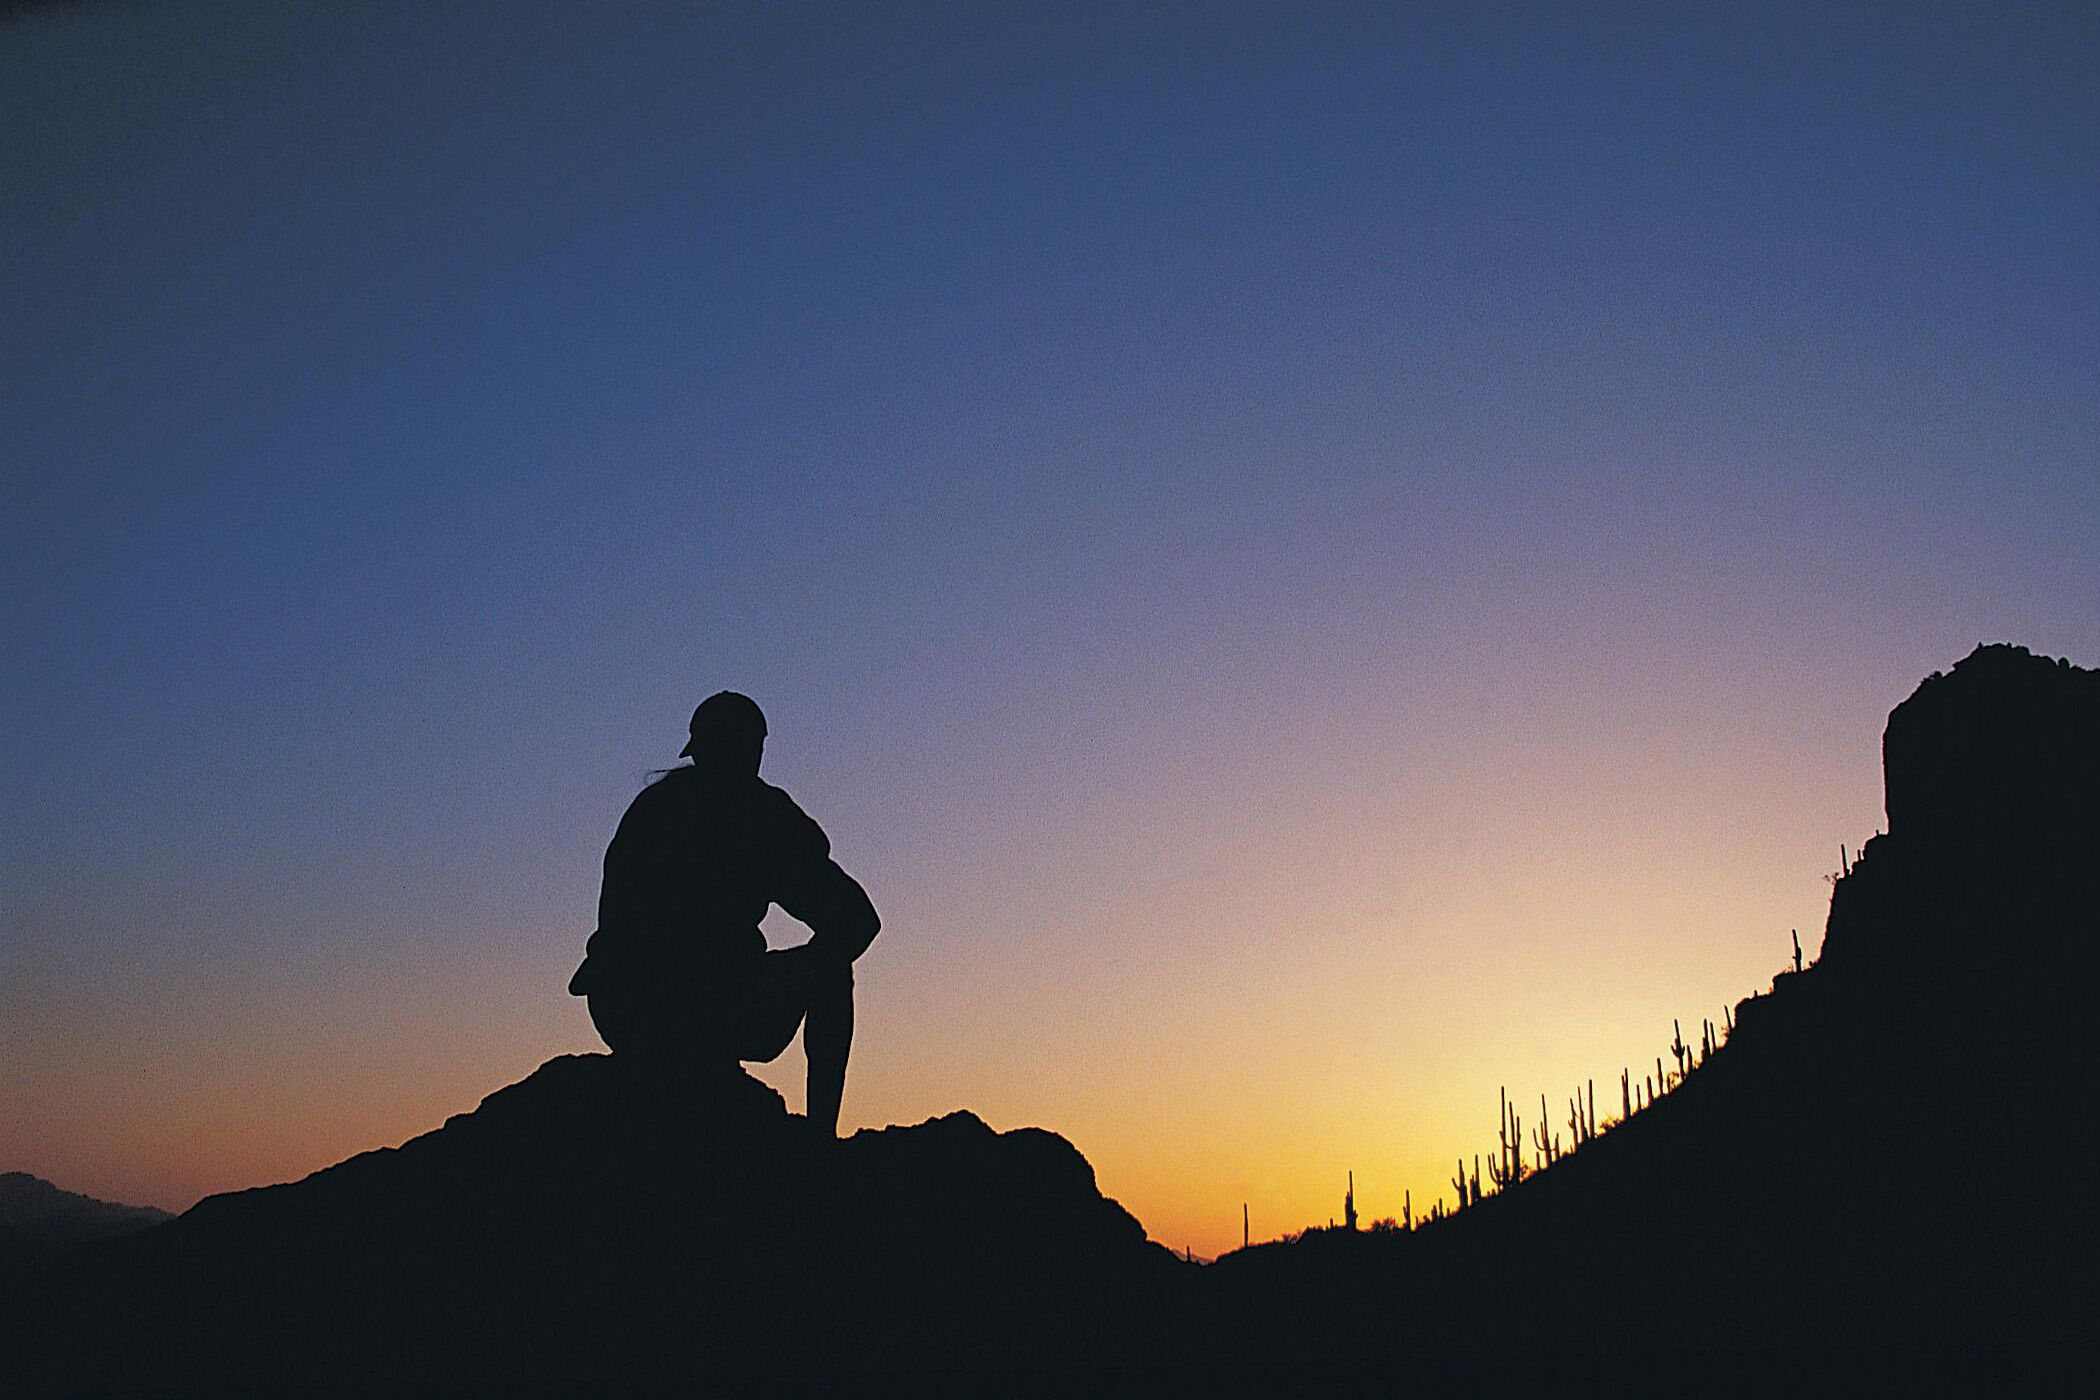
(568, 692, 879, 1136)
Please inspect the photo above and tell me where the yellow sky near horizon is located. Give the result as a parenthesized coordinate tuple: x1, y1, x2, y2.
(10, 687, 1881, 1261)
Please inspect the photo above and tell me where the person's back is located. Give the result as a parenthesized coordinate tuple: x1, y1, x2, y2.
(578, 765, 829, 987)
(569, 692, 879, 1134)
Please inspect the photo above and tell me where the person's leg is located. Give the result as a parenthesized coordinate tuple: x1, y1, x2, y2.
(735, 947, 856, 1135)
(593, 980, 746, 1097)
(801, 954, 854, 1137)
(735, 954, 811, 1065)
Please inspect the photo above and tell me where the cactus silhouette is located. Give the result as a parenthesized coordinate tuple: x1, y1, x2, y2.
(1532, 1095, 1559, 1168)
(1488, 1086, 1525, 1190)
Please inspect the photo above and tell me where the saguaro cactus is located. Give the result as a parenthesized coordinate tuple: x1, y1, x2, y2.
(1532, 1094, 1560, 1168)
(1489, 1087, 1526, 1189)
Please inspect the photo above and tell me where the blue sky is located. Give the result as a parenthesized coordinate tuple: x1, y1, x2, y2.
(4, 1, 2096, 1249)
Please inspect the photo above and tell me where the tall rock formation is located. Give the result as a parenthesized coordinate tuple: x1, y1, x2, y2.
(1824, 643, 2100, 984)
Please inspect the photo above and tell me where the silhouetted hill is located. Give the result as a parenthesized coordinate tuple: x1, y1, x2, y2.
(1203, 643, 2100, 1370)
(0, 1172, 170, 1266)
(12, 1057, 1180, 1393)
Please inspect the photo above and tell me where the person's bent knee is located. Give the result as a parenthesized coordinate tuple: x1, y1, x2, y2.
(586, 992, 629, 1054)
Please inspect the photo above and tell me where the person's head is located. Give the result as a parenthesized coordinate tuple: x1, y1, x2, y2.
(680, 691, 766, 776)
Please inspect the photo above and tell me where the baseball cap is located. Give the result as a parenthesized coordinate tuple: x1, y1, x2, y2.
(679, 691, 767, 757)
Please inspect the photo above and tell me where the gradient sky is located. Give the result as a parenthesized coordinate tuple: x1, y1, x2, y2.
(5, 1, 2097, 1256)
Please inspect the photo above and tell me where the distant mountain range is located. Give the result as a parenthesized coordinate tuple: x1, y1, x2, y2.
(0, 1172, 169, 1264)
(9, 643, 2095, 1392)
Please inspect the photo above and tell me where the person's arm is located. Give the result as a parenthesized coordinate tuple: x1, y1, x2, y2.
(777, 857, 880, 962)
(766, 788, 880, 960)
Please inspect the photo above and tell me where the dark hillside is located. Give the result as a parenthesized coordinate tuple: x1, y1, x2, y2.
(1204, 644, 2100, 1363)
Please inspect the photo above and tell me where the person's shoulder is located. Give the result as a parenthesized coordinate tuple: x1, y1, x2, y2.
(756, 780, 830, 857)
(631, 765, 694, 799)
(753, 779, 811, 823)
(616, 765, 694, 821)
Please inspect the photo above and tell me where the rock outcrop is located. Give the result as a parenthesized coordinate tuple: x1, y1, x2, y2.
(1881, 643, 2100, 854)
(1823, 643, 2100, 983)
(14, 1058, 1178, 1392)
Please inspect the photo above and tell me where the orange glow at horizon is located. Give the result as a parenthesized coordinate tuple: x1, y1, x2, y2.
(10, 666, 1890, 1262)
